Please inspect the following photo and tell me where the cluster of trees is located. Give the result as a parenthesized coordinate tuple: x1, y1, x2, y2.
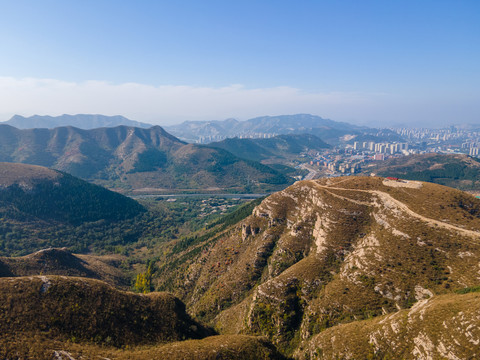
(129, 149, 168, 173)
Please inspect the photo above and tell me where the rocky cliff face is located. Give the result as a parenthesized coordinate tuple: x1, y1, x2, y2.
(156, 176, 480, 357)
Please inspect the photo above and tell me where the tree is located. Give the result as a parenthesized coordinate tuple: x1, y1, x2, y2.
(134, 264, 153, 293)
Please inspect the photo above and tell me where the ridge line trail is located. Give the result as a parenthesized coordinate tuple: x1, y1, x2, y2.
(309, 181, 480, 239)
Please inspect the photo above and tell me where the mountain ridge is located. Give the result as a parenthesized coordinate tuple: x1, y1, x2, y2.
(165, 114, 365, 144)
(3, 114, 153, 129)
(0, 248, 131, 287)
(0, 125, 292, 192)
(0, 275, 285, 359)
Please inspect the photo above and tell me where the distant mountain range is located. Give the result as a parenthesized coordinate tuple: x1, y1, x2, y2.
(0, 124, 291, 193)
(2, 114, 152, 129)
(3, 113, 369, 145)
(164, 114, 366, 144)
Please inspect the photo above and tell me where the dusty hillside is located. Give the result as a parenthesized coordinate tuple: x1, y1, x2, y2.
(0, 334, 286, 360)
(0, 248, 131, 288)
(155, 176, 480, 356)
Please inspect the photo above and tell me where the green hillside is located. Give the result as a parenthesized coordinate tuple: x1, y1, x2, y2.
(0, 166, 145, 225)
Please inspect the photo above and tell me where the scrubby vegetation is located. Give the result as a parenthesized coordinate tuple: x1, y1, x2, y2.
(0, 276, 285, 359)
(149, 176, 480, 358)
(3, 173, 480, 359)
(0, 164, 257, 256)
(0, 276, 213, 346)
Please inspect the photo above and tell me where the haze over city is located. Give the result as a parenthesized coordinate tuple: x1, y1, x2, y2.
(0, 0, 479, 127)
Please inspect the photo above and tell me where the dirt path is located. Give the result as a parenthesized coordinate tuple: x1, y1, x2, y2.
(310, 181, 480, 239)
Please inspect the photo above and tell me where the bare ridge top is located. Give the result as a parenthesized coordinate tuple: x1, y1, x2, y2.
(0, 162, 61, 187)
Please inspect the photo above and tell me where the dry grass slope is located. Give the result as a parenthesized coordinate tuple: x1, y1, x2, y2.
(0, 248, 131, 288)
(0, 334, 287, 360)
(0, 275, 286, 359)
(154, 176, 480, 358)
(0, 276, 212, 347)
(297, 292, 480, 359)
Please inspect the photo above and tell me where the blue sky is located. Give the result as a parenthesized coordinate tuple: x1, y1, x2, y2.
(0, 0, 479, 126)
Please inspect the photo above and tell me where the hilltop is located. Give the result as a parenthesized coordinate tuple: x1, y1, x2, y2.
(0, 248, 130, 287)
(152, 176, 480, 357)
(365, 153, 480, 190)
(0, 276, 212, 345)
(3, 114, 152, 129)
(0, 125, 291, 193)
(0, 276, 285, 359)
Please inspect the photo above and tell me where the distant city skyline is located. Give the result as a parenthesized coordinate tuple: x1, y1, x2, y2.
(0, 0, 479, 127)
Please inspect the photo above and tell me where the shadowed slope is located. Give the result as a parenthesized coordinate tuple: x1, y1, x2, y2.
(0, 276, 213, 346)
(0, 276, 285, 359)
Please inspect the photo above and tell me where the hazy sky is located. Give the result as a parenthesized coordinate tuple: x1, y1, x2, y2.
(0, 0, 479, 127)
